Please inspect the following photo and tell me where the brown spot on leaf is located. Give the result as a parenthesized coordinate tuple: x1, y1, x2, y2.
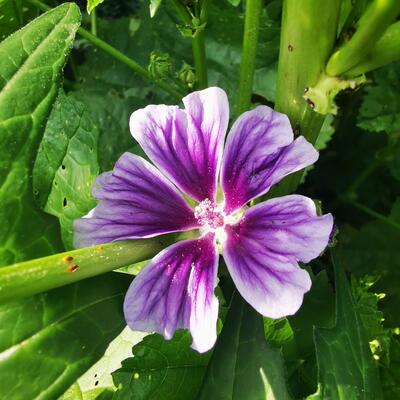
(63, 256, 74, 263)
(67, 265, 79, 272)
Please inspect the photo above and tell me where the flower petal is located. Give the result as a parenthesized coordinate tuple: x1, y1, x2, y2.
(74, 152, 198, 247)
(123, 234, 219, 353)
(130, 87, 229, 202)
(222, 195, 333, 318)
(221, 105, 318, 213)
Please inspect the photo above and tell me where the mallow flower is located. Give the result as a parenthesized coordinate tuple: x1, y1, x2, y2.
(74, 87, 333, 353)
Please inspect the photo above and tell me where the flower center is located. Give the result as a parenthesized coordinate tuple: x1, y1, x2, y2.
(194, 198, 225, 230)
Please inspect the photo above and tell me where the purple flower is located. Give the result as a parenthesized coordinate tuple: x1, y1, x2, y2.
(74, 87, 333, 353)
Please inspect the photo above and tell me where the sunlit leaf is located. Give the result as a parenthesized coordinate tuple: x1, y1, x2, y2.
(61, 327, 145, 400)
(33, 90, 99, 249)
(87, 0, 105, 14)
(198, 291, 291, 400)
(309, 255, 382, 399)
(112, 331, 211, 400)
(0, 3, 80, 265)
(0, 273, 130, 400)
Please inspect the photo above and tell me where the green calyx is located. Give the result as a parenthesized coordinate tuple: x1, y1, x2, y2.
(304, 73, 367, 115)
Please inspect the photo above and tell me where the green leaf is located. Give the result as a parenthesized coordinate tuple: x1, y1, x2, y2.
(351, 277, 391, 364)
(357, 61, 400, 135)
(0, 272, 130, 400)
(33, 90, 99, 249)
(381, 337, 400, 399)
(149, 0, 162, 18)
(226, 0, 241, 6)
(284, 271, 335, 399)
(309, 254, 383, 399)
(0, 3, 81, 265)
(0, 0, 36, 40)
(340, 198, 400, 327)
(198, 291, 291, 400)
(315, 114, 335, 151)
(112, 331, 211, 400)
(264, 317, 294, 348)
(87, 0, 105, 14)
(60, 328, 145, 400)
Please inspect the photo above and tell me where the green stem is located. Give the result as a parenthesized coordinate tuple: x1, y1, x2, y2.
(170, 0, 208, 89)
(344, 199, 400, 231)
(272, 0, 342, 196)
(192, 30, 208, 89)
(27, 0, 184, 100)
(235, 0, 262, 116)
(0, 234, 182, 303)
(90, 8, 97, 36)
(326, 0, 400, 76)
(345, 21, 400, 77)
(170, 0, 192, 24)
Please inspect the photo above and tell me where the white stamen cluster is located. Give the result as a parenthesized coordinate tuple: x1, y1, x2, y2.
(194, 198, 225, 230)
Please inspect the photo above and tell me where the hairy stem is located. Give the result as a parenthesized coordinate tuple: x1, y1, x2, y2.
(235, 0, 262, 116)
(345, 21, 400, 77)
(271, 0, 342, 196)
(327, 0, 400, 76)
(0, 232, 197, 303)
(27, 0, 184, 100)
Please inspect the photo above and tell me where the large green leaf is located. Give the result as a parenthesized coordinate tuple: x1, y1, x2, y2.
(60, 328, 145, 400)
(284, 271, 335, 399)
(33, 90, 99, 249)
(357, 61, 400, 135)
(0, 0, 36, 40)
(309, 255, 383, 399)
(0, 2, 81, 265)
(198, 291, 291, 400)
(112, 331, 211, 400)
(0, 272, 130, 400)
(340, 199, 400, 327)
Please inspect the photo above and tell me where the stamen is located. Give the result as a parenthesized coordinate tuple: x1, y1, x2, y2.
(194, 199, 225, 229)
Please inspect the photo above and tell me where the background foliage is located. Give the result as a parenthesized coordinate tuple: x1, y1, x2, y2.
(0, 0, 399, 399)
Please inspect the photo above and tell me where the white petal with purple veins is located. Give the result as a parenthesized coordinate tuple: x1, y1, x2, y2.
(222, 195, 333, 318)
(123, 234, 219, 353)
(130, 87, 229, 202)
(221, 105, 318, 213)
(74, 152, 198, 247)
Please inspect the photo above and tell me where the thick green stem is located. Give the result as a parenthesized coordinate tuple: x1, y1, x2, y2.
(273, 0, 341, 195)
(235, 0, 262, 116)
(345, 21, 400, 77)
(0, 231, 198, 303)
(0, 238, 164, 303)
(27, 0, 184, 100)
(327, 0, 400, 76)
